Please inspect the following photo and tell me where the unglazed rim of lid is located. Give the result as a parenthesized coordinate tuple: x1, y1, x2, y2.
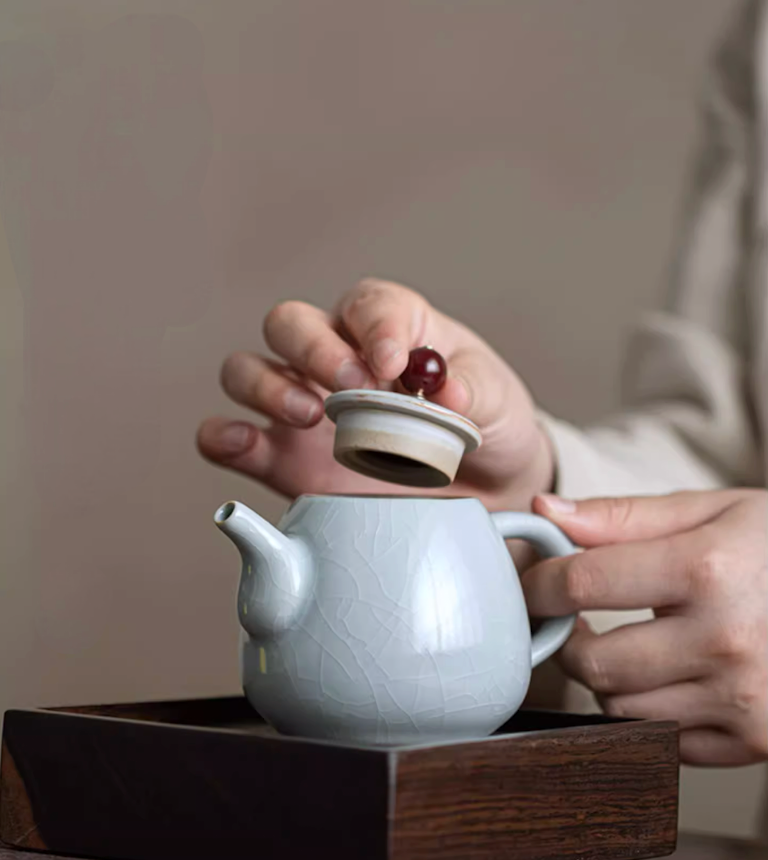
(324, 389, 481, 488)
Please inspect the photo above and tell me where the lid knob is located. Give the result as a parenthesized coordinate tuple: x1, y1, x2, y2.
(399, 346, 447, 397)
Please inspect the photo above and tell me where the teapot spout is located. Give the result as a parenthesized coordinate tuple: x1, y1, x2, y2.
(214, 501, 313, 639)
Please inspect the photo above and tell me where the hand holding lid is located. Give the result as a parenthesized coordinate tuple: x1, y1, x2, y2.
(324, 346, 481, 488)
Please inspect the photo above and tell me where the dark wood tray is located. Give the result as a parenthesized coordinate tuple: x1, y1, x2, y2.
(0, 696, 679, 860)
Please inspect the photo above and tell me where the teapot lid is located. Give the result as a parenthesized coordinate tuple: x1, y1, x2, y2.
(324, 347, 482, 488)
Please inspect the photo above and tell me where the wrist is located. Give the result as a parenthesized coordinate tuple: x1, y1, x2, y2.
(496, 425, 557, 575)
(501, 422, 557, 511)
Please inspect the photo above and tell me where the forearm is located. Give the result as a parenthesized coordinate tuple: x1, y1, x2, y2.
(541, 410, 728, 500)
(538, 312, 763, 499)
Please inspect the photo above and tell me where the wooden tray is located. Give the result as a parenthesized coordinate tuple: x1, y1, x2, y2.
(1, 696, 679, 860)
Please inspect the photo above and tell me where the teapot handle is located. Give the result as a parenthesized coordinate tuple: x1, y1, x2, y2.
(490, 511, 578, 668)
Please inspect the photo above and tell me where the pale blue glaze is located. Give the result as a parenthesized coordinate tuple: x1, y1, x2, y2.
(216, 496, 576, 746)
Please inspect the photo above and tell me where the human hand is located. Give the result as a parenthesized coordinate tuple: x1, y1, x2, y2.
(197, 278, 554, 508)
(521, 489, 768, 766)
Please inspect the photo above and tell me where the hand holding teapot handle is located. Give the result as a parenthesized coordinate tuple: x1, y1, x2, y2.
(490, 512, 577, 666)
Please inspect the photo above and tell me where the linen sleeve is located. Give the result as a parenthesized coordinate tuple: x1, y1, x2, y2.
(540, 0, 765, 499)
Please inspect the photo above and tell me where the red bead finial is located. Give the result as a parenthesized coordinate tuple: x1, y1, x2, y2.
(399, 346, 447, 397)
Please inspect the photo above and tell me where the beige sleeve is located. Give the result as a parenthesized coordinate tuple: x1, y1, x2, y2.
(541, 0, 765, 501)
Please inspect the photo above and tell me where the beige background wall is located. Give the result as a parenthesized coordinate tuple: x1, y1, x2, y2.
(1, 0, 763, 840)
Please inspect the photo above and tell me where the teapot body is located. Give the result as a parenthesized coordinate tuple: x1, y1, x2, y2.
(240, 495, 533, 745)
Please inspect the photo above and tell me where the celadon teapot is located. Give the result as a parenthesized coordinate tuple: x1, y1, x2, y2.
(214, 493, 576, 746)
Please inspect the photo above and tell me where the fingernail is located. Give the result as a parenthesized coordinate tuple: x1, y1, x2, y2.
(284, 388, 321, 424)
(372, 338, 402, 373)
(219, 423, 253, 455)
(335, 360, 371, 390)
(538, 493, 576, 515)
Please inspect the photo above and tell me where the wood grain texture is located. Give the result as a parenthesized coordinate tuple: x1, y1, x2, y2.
(1, 698, 680, 860)
(392, 721, 679, 860)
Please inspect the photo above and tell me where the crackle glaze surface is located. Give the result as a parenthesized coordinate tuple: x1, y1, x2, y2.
(232, 496, 544, 746)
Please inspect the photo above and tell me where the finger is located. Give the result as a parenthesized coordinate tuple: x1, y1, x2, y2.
(337, 279, 528, 436)
(336, 278, 432, 379)
(607, 670, 768, 758)
(428, 345, 528, 431)
(532, 489, 748, 548)
(264, 300, 375, 392)
(602, 681, 722, 730)
(680, 729, 758, 767)
(520, 538, 690, 616)
(559, 615, 710, 696)
(196, 416, 276, 483)
(220, 352, 324, 427)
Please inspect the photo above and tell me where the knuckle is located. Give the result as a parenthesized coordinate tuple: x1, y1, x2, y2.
(709, 620, 755, 662)
(356, 277, 391, 297)
(730, 671, 766, 717)
(710, 667, 768, 758)
(734, 668, 768, 758)
(344, 278, 425, 319)
(688, 547, 730, 598)
(344, 279, 390, 314)
(603, 496, 636, 531)
(575, 643, 613, 694)
(564, 556, 599, 609)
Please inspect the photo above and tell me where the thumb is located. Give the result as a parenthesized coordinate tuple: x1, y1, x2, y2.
(430, 345, 534, 433)
(532, 490, 739, 547)
(429, 346, 543, 479)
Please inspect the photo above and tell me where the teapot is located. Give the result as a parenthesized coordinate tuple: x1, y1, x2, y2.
(214, 493, 576, 746)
